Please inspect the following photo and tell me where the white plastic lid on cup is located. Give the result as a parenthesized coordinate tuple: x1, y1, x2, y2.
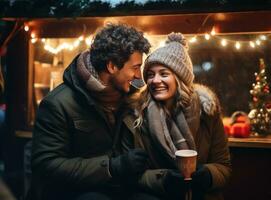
(175, 149, 197, 157)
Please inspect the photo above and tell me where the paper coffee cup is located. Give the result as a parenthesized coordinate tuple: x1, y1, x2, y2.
(175, 150, 197, 180)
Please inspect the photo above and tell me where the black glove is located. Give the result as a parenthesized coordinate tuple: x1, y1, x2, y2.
(162, 169, 190, 200)
(109, 149, 148, 184)
(191, 165, 212, 200)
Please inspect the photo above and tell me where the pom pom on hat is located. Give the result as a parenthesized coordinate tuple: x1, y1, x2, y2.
(166, 32, 188, 49)
(143, 32, 194, 86)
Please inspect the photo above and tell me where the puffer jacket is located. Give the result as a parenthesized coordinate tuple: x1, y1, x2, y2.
(124, 84, 232, 200)
(30, 55, 133, 200)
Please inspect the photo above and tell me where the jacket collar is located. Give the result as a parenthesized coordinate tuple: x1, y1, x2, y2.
(63, 54, 97, 107)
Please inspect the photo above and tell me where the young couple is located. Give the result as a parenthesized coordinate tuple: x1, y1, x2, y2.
(30, 23, 231, 200)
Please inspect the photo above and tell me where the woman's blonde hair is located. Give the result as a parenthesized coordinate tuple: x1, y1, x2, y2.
(133, 74, 194, 128)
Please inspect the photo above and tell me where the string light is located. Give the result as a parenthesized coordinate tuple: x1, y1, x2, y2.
(221, 39, 228, 47)
(39, 32, 270, 54)
(204, 33, 210, 40)
(189, 36, 197, 43)
(259, 35, 267, 40)
(186, 32, 270, 51)
(24, 25, 29, 32)
(31, 32, 36, 39)
(73, 40, 80, 47)
(39, 36, 93, 54)
(24, 21, 270, 54)
(31, 38, 37, 44)
(85, 37, 92, 46)
(250, 41, 255, 48)
(78, 35, 84, 41)
(235, 42, 241, 50)
(39, 33, 270, 54)
(211, 27, 216, 36)
(255, 40, 261, 45)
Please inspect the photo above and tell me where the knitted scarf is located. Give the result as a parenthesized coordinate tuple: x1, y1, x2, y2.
(145, 92, 200, 160)
(76, 50, 122, 126)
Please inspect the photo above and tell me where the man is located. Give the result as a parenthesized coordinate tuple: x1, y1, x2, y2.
(30, 24, 155, 200)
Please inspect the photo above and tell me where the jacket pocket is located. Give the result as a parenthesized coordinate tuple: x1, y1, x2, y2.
(74, 119, 95, 133)
(72, 119, 112, 156)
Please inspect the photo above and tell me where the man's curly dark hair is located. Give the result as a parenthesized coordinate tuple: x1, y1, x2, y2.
(90, 23, 151, 72)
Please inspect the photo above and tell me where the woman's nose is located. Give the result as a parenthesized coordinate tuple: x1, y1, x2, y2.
(152, 74, 161, 83)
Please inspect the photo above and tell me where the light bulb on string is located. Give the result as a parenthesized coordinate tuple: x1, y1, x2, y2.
(189, 36, 197, 43)
(211, 27, 216, 36)
(31, 38, 37, 44)
(24, 25, 29, 32)
(250, 41, 255, 48)
(256, 40, 261, 45)
(235, 42, 241, 50)
(85, 37, 92, 46)
(221, 39, 227, 47)
(38, 31, 271, 54)
(68, 46, 74, 51)
(79, 36, 84, 41)
(73, 40, 80, 47)
(205, 33, 210, 40)
(31, 32, 36, 39)
(259, 35, 267, 40)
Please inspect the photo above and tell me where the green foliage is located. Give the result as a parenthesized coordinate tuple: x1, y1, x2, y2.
(80, 1, 110, 16)
(143, 0, 186, 10)
(0, 0, 271, 18)
(115, 1, 143, 12)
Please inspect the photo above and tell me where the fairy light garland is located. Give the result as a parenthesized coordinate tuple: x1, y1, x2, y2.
(41, 36, 93, 54)
(24, 23, 92, 54)
(24, 24, 271, 54)
(188, 30, 269, 50)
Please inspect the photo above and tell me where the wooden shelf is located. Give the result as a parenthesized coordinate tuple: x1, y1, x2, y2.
(228, 135, 271, 149)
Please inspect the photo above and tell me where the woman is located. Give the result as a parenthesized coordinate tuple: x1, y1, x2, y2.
(125, 33, 231, 200)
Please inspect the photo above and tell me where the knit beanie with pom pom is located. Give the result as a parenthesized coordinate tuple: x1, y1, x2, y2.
(143, 32, 194, 86)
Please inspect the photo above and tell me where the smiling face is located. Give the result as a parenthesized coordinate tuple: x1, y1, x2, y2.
(146, 64, 178, 105)
(110, 51, 143, 93)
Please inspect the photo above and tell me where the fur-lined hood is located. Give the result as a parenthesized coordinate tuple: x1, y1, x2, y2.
(194, 84, 221, 116)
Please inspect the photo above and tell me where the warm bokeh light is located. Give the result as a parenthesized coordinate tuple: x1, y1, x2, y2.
(24, 25, 29, 32)
(221, 39, 228, 47)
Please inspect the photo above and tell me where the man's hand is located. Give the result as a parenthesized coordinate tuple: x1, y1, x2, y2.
(109, 149, 148, 184)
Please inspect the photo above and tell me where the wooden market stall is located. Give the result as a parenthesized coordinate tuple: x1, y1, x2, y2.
(2, 7, 271, 200)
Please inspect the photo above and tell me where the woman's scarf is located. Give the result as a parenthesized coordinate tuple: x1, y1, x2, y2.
(145, 92, 201, 160)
